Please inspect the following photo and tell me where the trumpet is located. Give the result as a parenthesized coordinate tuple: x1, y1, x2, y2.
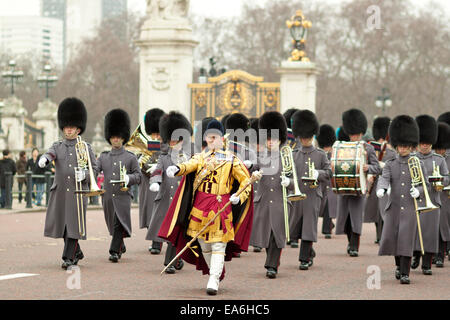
(429, 161, 444, 192)
(408, 156, 438, 255)
(302, 158, 318, 188)
(74, 136, 105, 237)
(110, 161, 129, 191)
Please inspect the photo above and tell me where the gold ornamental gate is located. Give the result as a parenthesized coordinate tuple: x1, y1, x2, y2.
(189, 70, 280, 122)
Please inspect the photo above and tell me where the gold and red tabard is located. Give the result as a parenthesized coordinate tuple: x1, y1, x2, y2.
(176, 149, 251, 243)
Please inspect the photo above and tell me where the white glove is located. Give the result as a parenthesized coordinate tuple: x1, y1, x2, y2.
(38, 156, 48, 168)
(75, 170, 86, 182)
(149, 182, 160, 192)
(387, 186, 391, 196)
(376, 188, 385, 198)
(147, 163, 157, 175)
(281, 176, 290, 187)
(313, 169, 319, 180)
(230, 193, 240, 205)
(410, 187, 420, 199)
(244, 160, 253, 169)
(124, 174, 130, 187)
(166, 165, 179, 178)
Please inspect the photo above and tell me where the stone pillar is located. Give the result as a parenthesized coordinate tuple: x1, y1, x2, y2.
(91, 122, 109, 156)
(32, 99, 59, 150)
(1, 96, 27, 152)
(277, 61, 320, 114)
(135, 1, 198, 121)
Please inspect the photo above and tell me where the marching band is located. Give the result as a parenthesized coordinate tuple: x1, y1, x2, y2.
(39, 97, 450, 293)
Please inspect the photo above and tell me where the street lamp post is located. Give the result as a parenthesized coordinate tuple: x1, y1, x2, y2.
(37, 64, 58, 99)
(375, 88, 392, 114)
(2, 60, 24, 96)
(0, 100, 4, 134)
(286, 10, 312, 62)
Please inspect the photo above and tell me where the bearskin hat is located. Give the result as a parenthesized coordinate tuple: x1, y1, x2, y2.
(415, 115, 438, 145)
(337, 126, 350, 141)
(389, 115, 419, 149)
(317, 124, 336, 148)
(342, 108, 368, 135)
(159, 111, 192, 144)
(221, 114, 231, 128)
(193, 117, 215, 148)
(57, 97, 87, 135)
(205, 119, 225, 136)
(283, 108, 298, 129)
(144, 108, 165, 135)
(372, 117, 391, 141)
(259, 111, 287, 144)
(104, 109, 131, 144)
(225, 113, 250, 131)
(437, 112, 450, 126)
(433, 122, 450, 150)
(291, 110, 319, 138)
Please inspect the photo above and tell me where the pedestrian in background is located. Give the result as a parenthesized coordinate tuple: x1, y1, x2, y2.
(27, 147, 49, 206)
(0, 149, 17, 208)
(16, 150, 28, 204)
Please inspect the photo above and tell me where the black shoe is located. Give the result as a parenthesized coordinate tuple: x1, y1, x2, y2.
(411, 256, 420, 269)
(299, 261, 309, 270)
(400, 275, 410, 284)
(435, 259, 444, 268)
(253, 246, 262, 252)
(118, 246, 126, 259)
(422, 268, 432, 275)
(150, 248, 161, 255)
(174, 258, 184, 270)
(233, 252, 241, 258)
(73, 251, 84, 265)
(61, 259, 73, 270)
(290, 242, 299, 248)
(206, 288, 217, 295)
(324, 234, 332, 239)
(349, 250, 359, 257)
(395, 268, 401, 280)
(347, 245, 351, 254)
(374, 239, 380, 244)
(165, 265, 176, 274)
(308, 259, 314, 267)
(266, 268, 277, 279)
(109, 253, 119, 263)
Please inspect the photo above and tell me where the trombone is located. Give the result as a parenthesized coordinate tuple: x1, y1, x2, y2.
(74, 136, 105, 236)
(301, 157, 318, 189)
(110, 161, 129, 191)
(408, 156, 438, 255)
(280, 145, 306, 242)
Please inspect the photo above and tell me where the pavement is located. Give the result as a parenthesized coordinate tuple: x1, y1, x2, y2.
(0, 205, 449, 301)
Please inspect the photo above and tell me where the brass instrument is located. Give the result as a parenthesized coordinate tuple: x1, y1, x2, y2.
(280, 145, 306, 243)
(301, 157, 318, 188)
(110, 161, 129, 191)
(429, 160, 444, 192)
(408, 156, 438, 255)
(74, 136, 105, 236)
(280, 145, 306, 201)
(126, 123, 159, 174)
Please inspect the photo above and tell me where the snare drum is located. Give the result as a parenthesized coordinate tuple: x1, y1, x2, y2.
(330, 141, 367, 196)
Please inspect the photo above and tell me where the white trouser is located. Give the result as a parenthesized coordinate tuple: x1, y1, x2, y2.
(198, 239, 226, 291)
